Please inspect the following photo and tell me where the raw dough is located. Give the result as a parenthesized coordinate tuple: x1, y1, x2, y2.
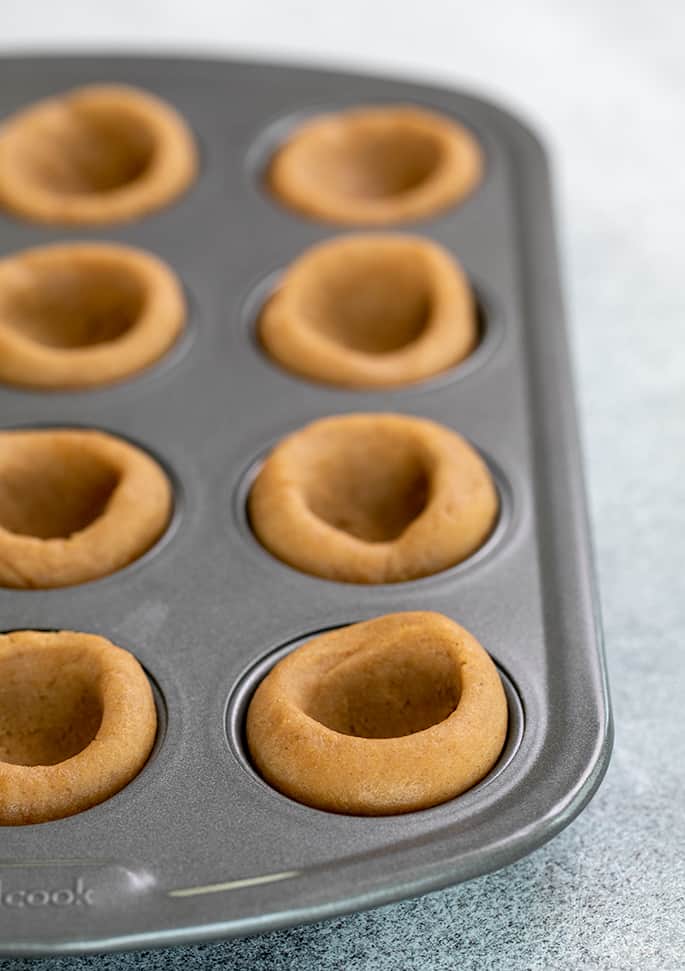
(247, 611, 508, 815)
(268, 105, 482, 225)
(0, 84, 197, 224)
(0, 428, 172, 588)
(248, 413, 498, 583)
(0, 242, 185, 389)
(0, 630, 157, 825)
(259, 234, 478, 387)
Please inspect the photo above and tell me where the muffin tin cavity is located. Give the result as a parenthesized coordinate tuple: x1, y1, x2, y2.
(0, 242, 186, 389)
(228, 626, 525, 805)
(248, 413, 498, 583)
(245, 612, 508, 815)
(0, 630, 157, 825)
(0, 84, 197, 224)
(0, 428, 172, 588)
(258, 234, 478, 388)
(267, 105, 482, 225)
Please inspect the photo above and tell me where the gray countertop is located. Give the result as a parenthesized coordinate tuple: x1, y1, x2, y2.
(2, 1, 684, 968)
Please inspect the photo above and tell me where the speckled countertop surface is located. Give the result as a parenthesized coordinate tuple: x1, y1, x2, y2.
(2, 1, 684, 968)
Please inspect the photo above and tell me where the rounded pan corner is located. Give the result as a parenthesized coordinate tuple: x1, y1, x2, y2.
(452, 88, 554, 168)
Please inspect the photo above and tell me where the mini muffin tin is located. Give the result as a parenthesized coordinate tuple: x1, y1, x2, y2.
(0, 54, 612, 956)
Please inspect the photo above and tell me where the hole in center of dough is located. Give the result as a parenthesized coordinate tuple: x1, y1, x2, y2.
(0, 439, 120, 539)
(1, 258, 147, 349)
(303, 637, 461, 738)
(304, 126, 443, 201)
(300, 427, 430, 542)
(0, 644, 103, 765)
(16, 102, 156, 196)
(297, 249, 433, 354)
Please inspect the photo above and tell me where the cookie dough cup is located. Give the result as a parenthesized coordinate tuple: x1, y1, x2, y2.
(268, 106, 482, 225)
(259, 234, 478, 388)
(248, 413, 498, 583)
(0, 630, 157, 825)
(0, 242, 186, 389)
(0, 428, 172, 589)
(247, 612, 508, 815)
(0, 84, 197, 224)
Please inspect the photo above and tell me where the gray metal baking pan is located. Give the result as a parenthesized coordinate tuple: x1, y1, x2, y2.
(0, 54, 612, 956)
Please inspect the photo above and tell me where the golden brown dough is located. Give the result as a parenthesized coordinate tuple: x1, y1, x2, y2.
(0, 84, 197, 224)
(247, 611, 508, 815)
(248, 413, 498, 583)
(0, 428, 172, 589)
(259, 234, 477, 388)
(0, 242, 185, 389)
(0, 630, 157, 825)
(268, 105, 482, 225)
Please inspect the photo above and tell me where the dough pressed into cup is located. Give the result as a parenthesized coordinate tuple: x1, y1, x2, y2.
(268, 105, 482, 225)
(0, 630, 157, 825)
(247, 611, 508, 815)
(0, 242, 186, 389)
(248, 413, 498, 583)
(259, 234, 478, 388)
(0, 428, 172, 589)
(0, 84, 197, 224)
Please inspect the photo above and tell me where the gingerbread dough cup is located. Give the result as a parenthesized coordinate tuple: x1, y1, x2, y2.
(0, 630, 157, 825)
(0, 242, 186, 390)
(248, 414, 498, 583)
(268, 106, 482, 225)
(0, 429, 172, 589)
(0, 84, 197, 224)
(247, 612, 508, 815)
(259, 235, 478, 388)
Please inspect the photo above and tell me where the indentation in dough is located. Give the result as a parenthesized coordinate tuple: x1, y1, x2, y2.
(245, 612, 508, 814)
(1, 259, 146, 349)
(0, 86, 197, 226)
(302, 637, 461, 738)
(300, 428, 430, 542)
(293, 126, 443, 203)
(258, 235, 479, 389)
(0, 438, 120, 539)
(292, 247, 432, 354)
(0, 646, 103, 765)
(267, 106, 482, 226)
(16, 102, 155, 198)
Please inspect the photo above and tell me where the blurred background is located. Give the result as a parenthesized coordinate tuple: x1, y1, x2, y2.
(3, 2, 684, 969)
